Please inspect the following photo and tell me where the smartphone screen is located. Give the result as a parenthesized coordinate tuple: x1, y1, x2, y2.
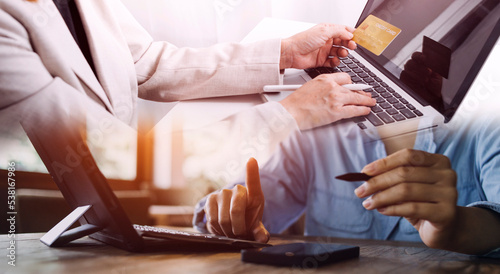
(241, 242, 359, 268)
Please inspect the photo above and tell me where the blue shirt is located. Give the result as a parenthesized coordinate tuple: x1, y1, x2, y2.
(194, 105, 500, 256)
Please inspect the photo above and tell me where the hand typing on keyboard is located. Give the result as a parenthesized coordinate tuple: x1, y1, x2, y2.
(204, 158, 269, 243)
(279, 72, 376, 130)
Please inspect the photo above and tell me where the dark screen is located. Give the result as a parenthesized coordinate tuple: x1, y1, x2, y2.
(356, 0, 500, 121)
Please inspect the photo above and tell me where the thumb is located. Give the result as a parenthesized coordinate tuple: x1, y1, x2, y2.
(251, 221, 270, 243)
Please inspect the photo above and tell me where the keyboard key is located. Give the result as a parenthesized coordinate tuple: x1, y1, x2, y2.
(343, 59, 353, 64)
(357, 123, 367, 130)
(357, 63, 365, 68)
(371, 82, 381, 88)
(414, 110, 424, 116)
(338, 63, 346, 68)
(364, 77, 375, 83)
(380, 92, 392, 98)
(341, 67, 351, 72)
(374, 77, 383, 82)
(358, 72, 369, 78)
(392, 113, 406, 121)
(394, 103, 406, 109)
(376, 97, 385, 103)
(381, 82, 389, 87)
(353, 68, 364, 73)
(352, 116, 366, 123)
(393, 93, 402, 98)
(366, 112, 384, 126)
(363, 67, 372, 72)
(377, 112, 395, 124)
(368, 72, 376, 77)
(318, 67, 334, 74)
(401, 108, 417, 118)
(371, 105, 383, 113)
(380, 102, 392, 109)
(348, 63, 358, 69)
(352, 58, 360, 63)
(306, 69, 320, 78)
(347, 71, 356, 77)
(387, 97, 398, 104)
(407, 104, 416, 110)
(351, 77, 362, 83)
(386, 87, 395, 93)
(375, 87, 386, 93)
(400, 98, 409, 104)
(386, 108, 398, 115)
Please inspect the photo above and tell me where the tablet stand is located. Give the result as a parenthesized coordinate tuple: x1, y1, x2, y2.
(40, 205, 102, 247)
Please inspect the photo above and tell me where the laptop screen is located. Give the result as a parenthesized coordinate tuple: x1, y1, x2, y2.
(355, 0, 500, 121)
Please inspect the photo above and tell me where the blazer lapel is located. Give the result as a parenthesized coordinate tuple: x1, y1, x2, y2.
(39, 0, 115, 114)
(75, 0, 137, 125)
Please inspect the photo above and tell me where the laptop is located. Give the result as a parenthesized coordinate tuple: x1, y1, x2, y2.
(264, 0, 500, 139)
(21, 113, 269, 252)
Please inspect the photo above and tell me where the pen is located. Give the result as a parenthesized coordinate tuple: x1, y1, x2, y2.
(263, 83, 373, 92)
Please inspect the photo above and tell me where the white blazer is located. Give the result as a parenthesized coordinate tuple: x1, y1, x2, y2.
(0, 0, 281, 126)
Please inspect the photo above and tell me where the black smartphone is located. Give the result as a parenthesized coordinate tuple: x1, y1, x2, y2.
(241, 243, 359, 268)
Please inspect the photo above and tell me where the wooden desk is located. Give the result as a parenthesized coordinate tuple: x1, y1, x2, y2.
(2, 233, 498, 273)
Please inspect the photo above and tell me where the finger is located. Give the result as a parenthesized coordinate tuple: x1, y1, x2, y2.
(361, 149, 450, 176)
(337, 105, 371, 120)
(246, 158, 263, 200)
(328, 72, 352, 85)
(251, 221, 270, 243)
(363, 183, 457, 210)
(411, 51, 426, 64)
(356, 90, 373, 97)
(347, 40, 357, 50)
(205, 194, 223, 235)
(217, 189, 235, 238)
(245, 158, 265, 231)
(335, 39, 356, 51)
(230, 185, 248, 237)
(359, 166, 456, 197)
(404, 59, 432, 77)
(339, 91, 377, 106)
(325, 56, 340, 67)
(324, 24, 355, 41)
(376, 202, 456, 224)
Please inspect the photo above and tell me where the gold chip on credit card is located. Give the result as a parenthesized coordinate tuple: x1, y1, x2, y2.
(353, 15, 402, 56)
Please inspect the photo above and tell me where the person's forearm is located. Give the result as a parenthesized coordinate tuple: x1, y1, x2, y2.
(443, 206, 500, 255)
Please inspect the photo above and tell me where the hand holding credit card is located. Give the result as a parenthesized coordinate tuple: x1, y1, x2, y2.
(352, 15, 401, 56)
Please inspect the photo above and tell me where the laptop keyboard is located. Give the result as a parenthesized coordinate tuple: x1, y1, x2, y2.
(305, 54, 424, 129)
(133, 224, 269, 247)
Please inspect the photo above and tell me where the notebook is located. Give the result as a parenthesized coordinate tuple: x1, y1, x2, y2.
(22, 114, 269, 252)
(264, 0, 500, 139)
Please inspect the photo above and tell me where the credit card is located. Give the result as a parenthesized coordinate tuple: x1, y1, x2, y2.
(352, 15, 402, 56)
(335, 172, 372, 182)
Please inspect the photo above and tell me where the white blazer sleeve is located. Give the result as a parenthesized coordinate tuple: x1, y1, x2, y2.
(110, 0, 282, 102)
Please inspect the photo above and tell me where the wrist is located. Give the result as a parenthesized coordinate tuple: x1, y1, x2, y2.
(279, 99, 306, 131)
(280, 38, 293, 70)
